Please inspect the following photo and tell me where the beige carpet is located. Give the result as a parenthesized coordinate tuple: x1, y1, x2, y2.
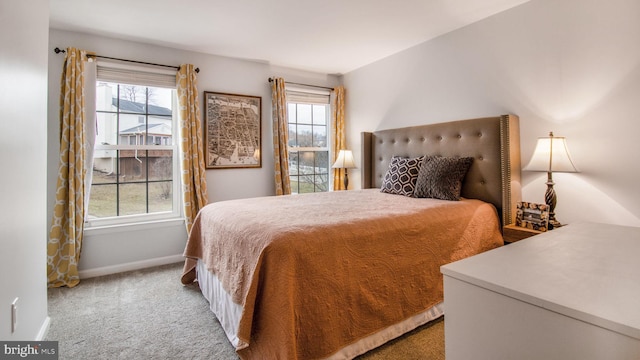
(358, 317, 444, 360)
(47, 262, 444, 359)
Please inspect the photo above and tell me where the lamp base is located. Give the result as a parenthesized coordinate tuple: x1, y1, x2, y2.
(545, 175, 559, 230)
(343, 171, 349, 190)
(548, 218, 563, 230)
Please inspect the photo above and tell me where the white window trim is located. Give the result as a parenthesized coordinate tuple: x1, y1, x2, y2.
(285, 92, 333, 193)
(84, 217, 185, 236)
(85, 77, 183, 229)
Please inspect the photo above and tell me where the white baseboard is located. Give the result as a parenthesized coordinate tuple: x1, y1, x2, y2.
(78, 254, 184, 279)
(37, 316, 51, 341)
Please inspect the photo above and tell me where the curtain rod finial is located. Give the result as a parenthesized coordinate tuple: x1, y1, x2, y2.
(54, 47, 66, 54)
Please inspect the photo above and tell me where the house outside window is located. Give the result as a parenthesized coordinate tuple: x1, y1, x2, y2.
(87, 79, 180, 227)
(286, 86, 331, 193)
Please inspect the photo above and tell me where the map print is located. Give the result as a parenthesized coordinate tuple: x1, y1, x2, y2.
(204, 92, 261, 168)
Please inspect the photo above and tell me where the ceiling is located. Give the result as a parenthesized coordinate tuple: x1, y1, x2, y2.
(49, 0, 530, 75)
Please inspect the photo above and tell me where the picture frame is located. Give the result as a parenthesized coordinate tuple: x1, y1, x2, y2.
(515, 201, 550, 232)
(203, 91, 262, 169)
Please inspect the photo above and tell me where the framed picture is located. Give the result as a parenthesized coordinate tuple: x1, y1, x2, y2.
(515, 202, 550, 232)
(203, 91, 262, 169)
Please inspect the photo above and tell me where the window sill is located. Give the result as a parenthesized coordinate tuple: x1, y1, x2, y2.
(84, 217, 185, 236)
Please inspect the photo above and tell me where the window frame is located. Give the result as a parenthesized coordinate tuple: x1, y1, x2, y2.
(85, 80, 182, 229)
(286, 87, 333, 194)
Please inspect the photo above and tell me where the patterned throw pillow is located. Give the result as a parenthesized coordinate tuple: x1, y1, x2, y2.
(413, 156, 474, 200)
(380, 156, 424, 196)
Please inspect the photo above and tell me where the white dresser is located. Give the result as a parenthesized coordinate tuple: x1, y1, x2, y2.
(441, 222, 640, 360)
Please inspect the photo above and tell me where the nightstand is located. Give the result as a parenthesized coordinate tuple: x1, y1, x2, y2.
(503, 224, 542, 244)
(442, 223, 639, 360)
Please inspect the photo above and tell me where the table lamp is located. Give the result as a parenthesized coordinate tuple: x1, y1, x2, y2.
(331, 149, 356, 190)
(523, 132, 578, 229)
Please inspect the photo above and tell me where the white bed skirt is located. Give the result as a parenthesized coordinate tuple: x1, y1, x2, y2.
(196, 260, 246, 349)
(196, 259, 444, 359)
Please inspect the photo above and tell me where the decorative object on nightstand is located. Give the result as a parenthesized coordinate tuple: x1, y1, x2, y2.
(332, 149, 356, 190)
(523, 132, 578, 230)
(515, 201, 549, 232)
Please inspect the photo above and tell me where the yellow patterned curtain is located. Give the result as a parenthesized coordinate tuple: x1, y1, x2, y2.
(48, 48, 90, 288)
(271, 77, 291, 195)
(177, 64, 209, 233)
(332, 86, 347, 190)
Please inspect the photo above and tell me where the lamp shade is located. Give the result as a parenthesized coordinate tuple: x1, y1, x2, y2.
(523, 132, 578, 173)
(332, 150, 356, 169)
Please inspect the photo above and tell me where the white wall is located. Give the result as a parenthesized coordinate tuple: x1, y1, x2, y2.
(0, 0, 50, 340)
(47, 29, 340, 274)
(344, 0, 640, 227)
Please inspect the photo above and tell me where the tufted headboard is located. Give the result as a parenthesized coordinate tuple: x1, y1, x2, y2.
(361, 114, 521, 226)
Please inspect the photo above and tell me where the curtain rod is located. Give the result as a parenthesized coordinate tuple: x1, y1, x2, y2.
(268, 77, 334, 91)
(54, 47, 199, 73)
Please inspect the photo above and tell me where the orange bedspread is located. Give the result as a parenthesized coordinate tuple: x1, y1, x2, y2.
(182, 189, 503, 359)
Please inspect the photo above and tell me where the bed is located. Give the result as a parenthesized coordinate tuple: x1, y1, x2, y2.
(181, 114, 522, 359)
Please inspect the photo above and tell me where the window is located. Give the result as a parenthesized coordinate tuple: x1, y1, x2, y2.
(286, 87, 331, 193)
(88, 80, 180, 226)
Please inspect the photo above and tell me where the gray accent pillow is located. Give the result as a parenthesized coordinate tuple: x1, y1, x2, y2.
(380, 156, 424, 196)
(414, 156, 474, 200)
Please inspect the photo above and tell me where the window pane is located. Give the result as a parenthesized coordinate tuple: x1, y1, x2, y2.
(96, 112, 118, 145)
(148, 116, 172, 146)
(148, 87, 173, 115)
(313, 125, 327, 147)
(119, 150, 147, 182)
(119, 183, 147, 216)
(118, 85, 147, 113)
(298, 178, 315, 194)
(87, 184, 117, 218)
(313, 105, 326, 125)
(288, 124, 297, 147)
(149, 150, 173, 181)
(315, 174, 329, 192)
(315, 151, 329, 173)
(120, 122, 145, 144)
(96, 82, 117, 112)
(287, 103, 296, 123)
(299, 151, 315, 174)
(149, 182, 173, 213)
(297, 104, 312, 124)
(289, 175, 299, 194)
(297, 125, 313, 147)
(289, 151, 299, 175)
(92, 151, 117, 183)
